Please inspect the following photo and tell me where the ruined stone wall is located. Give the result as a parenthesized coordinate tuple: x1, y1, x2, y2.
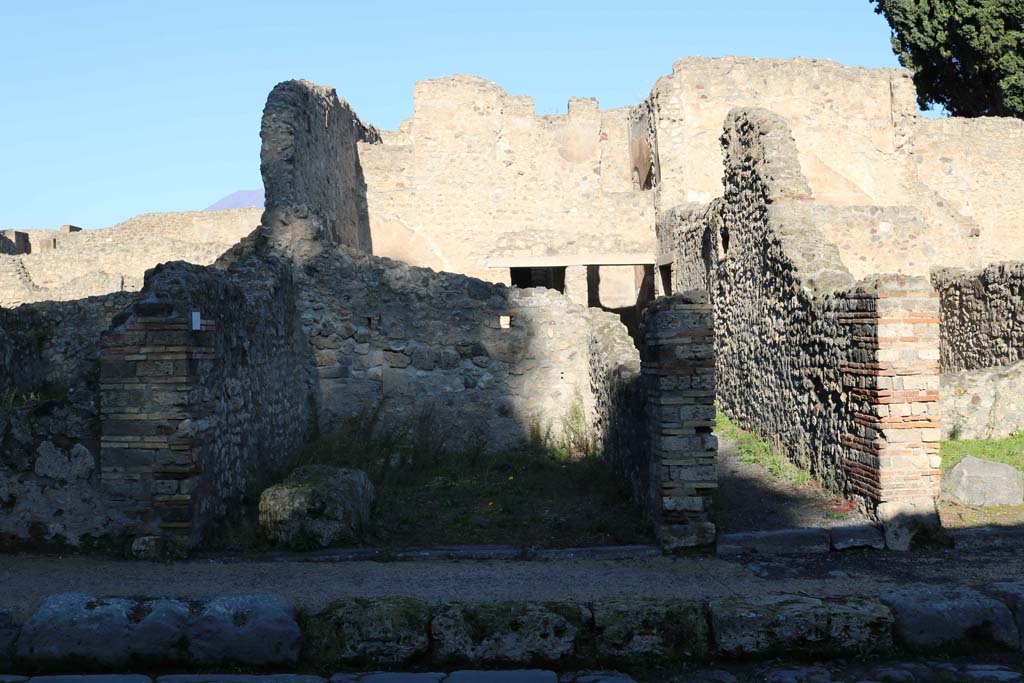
(260, 80, 379, 252)
(660, 108, 941, 508)
(358, 76, 655, 287)
(942, 361, 1024, 440)
(0, 292, 138, 548)
(933, 263, 1024, 440)
(99, 250, 316, 545)
(589, 308, 645, 505)
(259, 78, 638, 453)
(905, 117, 1024, 269)
(300, 245, 608, 451)
(934, 263, 1024, 373)
(645, 58, 1024, 279)
(645, 57, 917, 211)
(0, 208, 261, 307)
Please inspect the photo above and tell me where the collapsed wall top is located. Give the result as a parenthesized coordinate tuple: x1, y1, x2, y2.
(260, 80, 381, 255)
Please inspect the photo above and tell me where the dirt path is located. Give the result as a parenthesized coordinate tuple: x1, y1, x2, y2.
(714, 439, 872, 533)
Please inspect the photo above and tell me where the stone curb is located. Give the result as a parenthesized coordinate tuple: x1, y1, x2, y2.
(0, 674, 636, 683)
(190, 524, 1013, 565)
(3, 584, 1024, 674)
(216, 546, 663, 564)
(716, 525, 885, 555)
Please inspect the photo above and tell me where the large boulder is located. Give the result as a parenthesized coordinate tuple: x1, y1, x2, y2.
(259, 465, 374, 549)
(942, 456, 1024, 507)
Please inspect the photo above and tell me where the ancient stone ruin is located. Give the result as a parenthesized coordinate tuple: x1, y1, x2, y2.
(2, 56, 1024, 554)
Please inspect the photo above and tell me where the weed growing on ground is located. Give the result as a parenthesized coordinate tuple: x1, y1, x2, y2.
(940, 431, 1024, 473)
(287, 399, 647, 548)
(715, 411, 814, 487)
(948, 423, 962, 441)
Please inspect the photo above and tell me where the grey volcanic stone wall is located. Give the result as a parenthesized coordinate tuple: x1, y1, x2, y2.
(0, 293, 137, 548)
(299, 244, 613, 451)
(589, 309, 646, 505)
(260, 80, 380, 252)
(934, 263, 1024, 439)
(933, 263, 1024, 373)
(942, 361, 1024, 440)
(658, 108, 941, 507)
(687, 109, 858, 495)
(99, 248, 316, 544)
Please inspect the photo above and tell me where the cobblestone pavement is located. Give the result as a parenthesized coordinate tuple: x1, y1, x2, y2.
(2, 660, 1024, 683)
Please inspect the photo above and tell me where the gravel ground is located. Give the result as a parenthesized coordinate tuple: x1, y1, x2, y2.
(1, 543, 1023, 619)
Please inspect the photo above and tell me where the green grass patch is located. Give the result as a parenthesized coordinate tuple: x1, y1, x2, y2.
(282, 402, 650, 549)
(715, 411, 814, 487)
(940, 431, 1024, 473)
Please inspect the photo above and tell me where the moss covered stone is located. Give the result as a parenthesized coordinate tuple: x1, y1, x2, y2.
(430, 601, 591, 666)
(592, 598, 709, 665)
(709, 595, 893, 658)
(302, 597, 431, 668)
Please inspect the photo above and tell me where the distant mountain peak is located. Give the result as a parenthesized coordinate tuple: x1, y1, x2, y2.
(205, 190, 264, 211)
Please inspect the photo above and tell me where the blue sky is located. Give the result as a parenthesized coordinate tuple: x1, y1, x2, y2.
(0, 1, 903, 229)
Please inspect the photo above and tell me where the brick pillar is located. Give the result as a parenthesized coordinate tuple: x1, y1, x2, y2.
(641, 291, 717, 549)
(840, 276, 942, 507)
(99, 302, 215, 545)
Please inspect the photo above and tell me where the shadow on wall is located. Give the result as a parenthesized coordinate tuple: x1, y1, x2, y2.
(301, 245, 610, 458)
(585, 265, 659, 344)
(0, 292, 140, 550)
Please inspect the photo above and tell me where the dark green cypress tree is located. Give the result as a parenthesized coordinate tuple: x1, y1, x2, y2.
(871, 0, 1024, 117)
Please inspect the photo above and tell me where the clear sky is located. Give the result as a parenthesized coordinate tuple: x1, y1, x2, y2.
(0, 1, 903, 230)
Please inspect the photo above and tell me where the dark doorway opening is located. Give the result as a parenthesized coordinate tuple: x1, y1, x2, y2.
(510, 266, 567, 293)
(659, 264, 673, 296)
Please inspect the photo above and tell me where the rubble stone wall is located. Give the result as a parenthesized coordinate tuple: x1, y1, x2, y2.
(0, 209, 261, 307)
(659, 108, 941, 508)
(933, 262, 1024, 440)
(645, 57, 917, 211)
(0, 293, 138, 548)
(300, 245, 614, 452)
(645, 58, 1024, 279)
(260, 80, 379, 252)
(942, 361, 1024, 440)
(933, 263, 1024, 373)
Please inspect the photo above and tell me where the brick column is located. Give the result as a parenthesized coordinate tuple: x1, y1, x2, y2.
(840, 276, 942, 507)
(99, 302, 215, 545)
(641, 291, 717, 549)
